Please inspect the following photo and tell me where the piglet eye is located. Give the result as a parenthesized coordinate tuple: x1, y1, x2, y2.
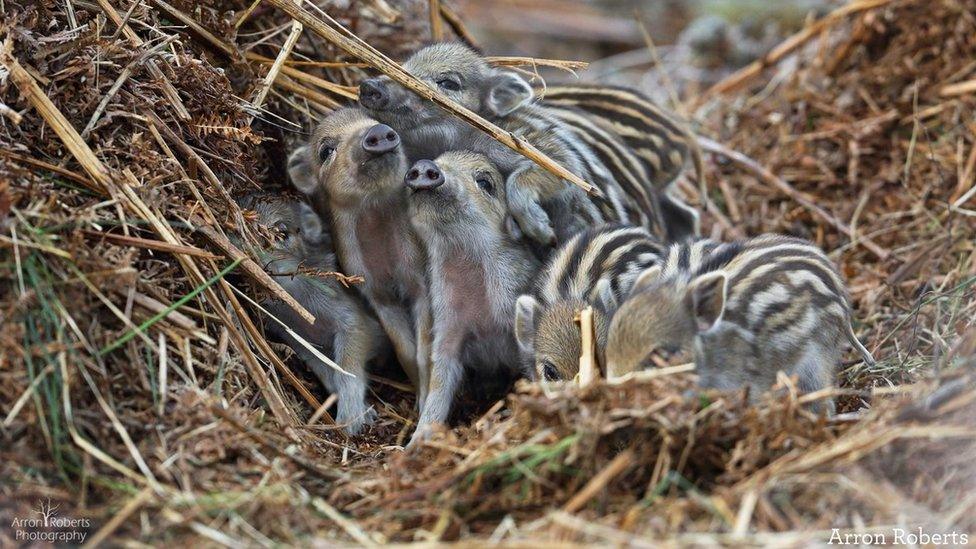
(318, 142, 335, 162)
(476, 176, 495, 195)
(541, 360, 559, 381)
(273, 221, 289, 235)
(436, 78, 461, 92)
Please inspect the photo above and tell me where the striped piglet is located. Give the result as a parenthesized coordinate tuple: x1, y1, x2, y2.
(515, 225, 663, 382)
(605, 235, 875, 411)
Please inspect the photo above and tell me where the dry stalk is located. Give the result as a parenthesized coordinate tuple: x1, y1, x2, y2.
(940, 78, 976, 98)
(0, 149, 93, 187)
(247, 52, 358, 99)
(210, 401, 342, 479)
(150, 0, 237, 57)
(81, 488, 154, 548)
(1, 43, 111, 194)
(94, 0, 191, 119)
(576, 306, 598, 386)
(80, 34, 178, 139)
(439, 2, 478, 48)
(428, 0, 443, 41)
(0, 99, 23, 124)
(248, 0, 304, 121)
(195, 223, 316, 325)
(215, 271, 331, 424)
(273, 75, 343, 110)
(85, 230, 220, 260)
(117, 182, 299, 427)
(108, 287, 207, 336)
(144, 112, 246, 243)
(562, 449, 635, 513)
(485, 56, 589, 73)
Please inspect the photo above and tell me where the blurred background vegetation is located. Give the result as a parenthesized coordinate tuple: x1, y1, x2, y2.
(454, 0, 832, 101)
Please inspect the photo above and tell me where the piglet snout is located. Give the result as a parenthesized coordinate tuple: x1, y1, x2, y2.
(405, 160, 444, 191)
(362, 124, 400, 154)
(359, 78, 390, 110)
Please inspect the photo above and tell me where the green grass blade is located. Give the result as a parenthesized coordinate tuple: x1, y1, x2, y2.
(99, 258, 243, 355)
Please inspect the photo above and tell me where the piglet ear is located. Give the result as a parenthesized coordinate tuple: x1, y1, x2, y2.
(591, 278, 618, 312)
(629, 265, 663, 296)
(297, 202, 327, 246)
(487, 71, 534, 117)
(686, 271, 727, 332)
(288, 145, 318, 195)
(514, 295, 540, 356)
(504, 214, 525, 242)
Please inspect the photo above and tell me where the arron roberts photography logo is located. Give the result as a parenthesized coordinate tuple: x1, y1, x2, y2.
(8, 499, 90, 544)
(828, 527, 969, 546)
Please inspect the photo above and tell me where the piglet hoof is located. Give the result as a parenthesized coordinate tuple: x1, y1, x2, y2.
(515, 215, 557, 248)
(338, 404, 377, 436)
(405, 423, 437, 451)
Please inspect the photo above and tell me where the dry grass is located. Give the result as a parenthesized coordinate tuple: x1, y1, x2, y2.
(1, 0, 974, 545)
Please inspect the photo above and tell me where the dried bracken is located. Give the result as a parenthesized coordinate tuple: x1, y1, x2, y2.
(0, 0, 973, 546)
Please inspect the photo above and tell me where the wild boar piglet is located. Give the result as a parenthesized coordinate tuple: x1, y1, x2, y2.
(605, 235, 875, 412)
(405, 151, 540, 446)
(362, 44, 635, 248)
(241, 193, 386, 434)
(288, 108, 431, 394)
(362, 43, 704, 244)
(514, 225, 663, 382)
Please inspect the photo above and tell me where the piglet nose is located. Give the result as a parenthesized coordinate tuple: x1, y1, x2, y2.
(359, 79, 389, 110)
(404, 160, 444, 190)
(362, 124, 400, 154)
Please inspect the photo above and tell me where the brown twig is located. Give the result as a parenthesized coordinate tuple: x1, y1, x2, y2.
(439, 2, 478, 48)
(149, 0, 238, 58)
(215, 274, 333, 425)
(563, 450, 635, 513)
(0, 99, 23, 124)
(83, 230, 221, 260)
(195, 223, 316, 325)
(247, 52, 357, 99)
(0, 149, 94, 188)
(210, 401, 341, 480)
(485, 56, 589, 73)
(248, 0, 304, 122)
(273, 75, 343, 110)
(428, 0, 444, 41)
(80, 34, 179, 139)
(145, 111, 246, 238)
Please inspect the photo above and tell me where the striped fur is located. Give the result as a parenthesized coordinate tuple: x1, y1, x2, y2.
(542, 84, 700, 188)
(605, 234, 874, 410)
(514, 225, 663, 381)
(539, 84, 703, 241)
(539, 104, 661, 233)
(498, 105, 654, 236)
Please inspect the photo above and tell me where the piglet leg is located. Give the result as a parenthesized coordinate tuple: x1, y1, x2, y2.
(408, 331, 463, 449)
(372, 302, 420, 390)
(321, 328, 376, 435)
(505, 165, 557, 247)
(413, 298, 434, 412)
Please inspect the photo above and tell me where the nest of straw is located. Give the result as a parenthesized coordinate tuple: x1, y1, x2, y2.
(1, 0, 974, 545)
